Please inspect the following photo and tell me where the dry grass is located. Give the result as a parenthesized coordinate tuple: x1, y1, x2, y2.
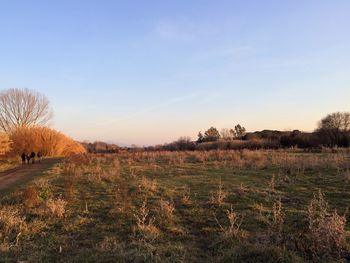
(158, 198, 175, 220)
(181, 186, 191, 205)
(22, 185, 40, 208)
(0, 206, 26, 246)
(266, 199, 284, 245)
(46, 197, 67, 218)
(209, 179, 228, 206)
(139, 176, 157, 192)
(133, 199, 160, 242)
(216, 205, 247, 242)
(307, 190, 348, 259)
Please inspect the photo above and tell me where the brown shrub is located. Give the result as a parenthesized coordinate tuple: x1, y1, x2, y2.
(307, 190, 348, 258)
(10, 126, 86, 156)
(134, 200, 160, 242)
(22, 185, 40, 208)
(209, 180, 228, 206)
(46, 197, 67, 218)
(158, 199, 175, 220)
(267, 199, 284, 245)
(181, 186, 191, 205)
(0, 132, 12, 156)
(215, 205, 247, 242)
(139, 177, 157, 192)
(0, 206, 26, 241)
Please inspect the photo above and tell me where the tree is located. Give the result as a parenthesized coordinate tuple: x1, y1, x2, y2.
(0, 132, 11, 155)
(204, 126, 220, 142)
(175, 136, 195, 150)
(0, 88, 53, 133)
(220, 128, 233, 140)
(197, 131, 204, 143)
(318, 112, 350, 131)
(10, 126, 85, 156)
(316, 112, 350, 147)
(230, 124, 246, 139)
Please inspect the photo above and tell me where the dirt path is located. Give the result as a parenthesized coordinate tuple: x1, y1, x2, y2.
(0, 158, 61, 192)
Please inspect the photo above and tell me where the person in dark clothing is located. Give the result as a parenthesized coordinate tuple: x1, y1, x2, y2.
(26, 154, 31, 165)
(37, 151, 43, 163)
(21, 152, 27, 164)
(30, 151, 36, 164)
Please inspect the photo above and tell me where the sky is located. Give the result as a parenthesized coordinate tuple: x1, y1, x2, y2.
(1, 0, 350, 146)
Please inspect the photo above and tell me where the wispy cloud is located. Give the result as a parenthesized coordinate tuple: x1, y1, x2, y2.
(99, 92, 200, 126)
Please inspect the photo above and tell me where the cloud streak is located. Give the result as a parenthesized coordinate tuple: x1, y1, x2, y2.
(99, 92, 200, 126)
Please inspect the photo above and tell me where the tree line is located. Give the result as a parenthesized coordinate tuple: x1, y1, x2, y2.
(143, 112, 350, 151)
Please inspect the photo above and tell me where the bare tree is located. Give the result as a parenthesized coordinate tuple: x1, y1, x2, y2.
(220, 128, 233, 140)
(0, 88, 53, 133)
(316, 112, 350, 147)
(318, 112, 350, 132)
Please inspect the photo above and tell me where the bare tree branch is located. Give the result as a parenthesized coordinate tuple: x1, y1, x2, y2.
(0, 88, 53, 133)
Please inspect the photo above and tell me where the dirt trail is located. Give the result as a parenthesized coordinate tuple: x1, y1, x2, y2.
(0, 158, 61, 192)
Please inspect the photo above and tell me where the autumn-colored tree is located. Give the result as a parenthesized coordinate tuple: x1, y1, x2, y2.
(0, 132, 12, 155)
(10, 126, 85, 156)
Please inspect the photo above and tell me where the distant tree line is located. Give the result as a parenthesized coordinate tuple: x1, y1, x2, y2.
(81, 141, 119, 153)
(143, 112, 350, 152)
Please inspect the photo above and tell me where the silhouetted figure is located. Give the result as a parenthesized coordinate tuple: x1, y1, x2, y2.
(30, 151, 36, 164)
(21, 152, 27, 164)
(37, 151, 43, 163)
(26, 154, 30, 165)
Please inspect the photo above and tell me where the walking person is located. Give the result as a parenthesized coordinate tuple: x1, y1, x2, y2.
(21, 152, 27, 164)
(37, 151, 43, 163)
(30, 151, 36, 164)
(26, 154, 31, 165)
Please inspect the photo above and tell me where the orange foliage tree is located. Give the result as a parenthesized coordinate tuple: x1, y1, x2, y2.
(10, 126, 86, 156)
(0, 132, 12, 156)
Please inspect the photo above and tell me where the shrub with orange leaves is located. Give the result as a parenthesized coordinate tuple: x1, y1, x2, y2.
(9, 126, 85, 156)
(0, 132, 12, 156)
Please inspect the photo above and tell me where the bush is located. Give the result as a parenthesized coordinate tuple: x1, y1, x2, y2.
(0, 132, 11, 156)
(46, 197, 67, 218)
(307, 190, 348, 259)
(10, 126, 86, 156)
(22, 185, 40, 208)
(0, 206, 26, 242)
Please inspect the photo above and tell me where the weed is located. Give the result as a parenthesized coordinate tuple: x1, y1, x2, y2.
(209, 179, 228, 206)
(46, 197, 67, 218)
(307, 190, 348, 259)
(134, 199, 160, 242)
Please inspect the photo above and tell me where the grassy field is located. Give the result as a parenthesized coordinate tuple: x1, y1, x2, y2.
(0, 150, 350, 262)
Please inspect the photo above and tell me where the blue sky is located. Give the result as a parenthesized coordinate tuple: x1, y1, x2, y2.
(1, 1, 350, 145)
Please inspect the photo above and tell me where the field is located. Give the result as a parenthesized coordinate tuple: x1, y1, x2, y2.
(1, 149, 350, 262)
